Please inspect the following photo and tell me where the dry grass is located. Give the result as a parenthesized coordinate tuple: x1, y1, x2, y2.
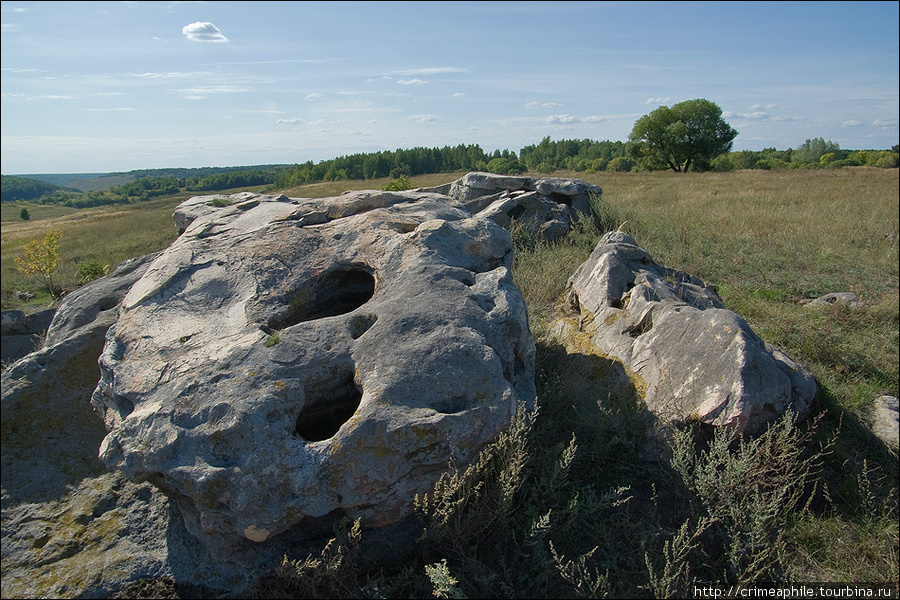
(1, 167, 897, 597)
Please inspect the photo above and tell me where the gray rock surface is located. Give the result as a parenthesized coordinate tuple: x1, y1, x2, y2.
(1, 254, 244, 599)
(555, 230, 817, 435)
(869, 395, 899, 450)
(91, 190, 536, 553)
(1, 307, 55, 364)
(424, 171, 602, 241)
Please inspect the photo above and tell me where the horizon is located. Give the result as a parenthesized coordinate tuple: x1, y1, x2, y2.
(2, 1, 898, 175)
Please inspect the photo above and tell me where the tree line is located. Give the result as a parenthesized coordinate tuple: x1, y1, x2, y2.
(3, 133, 897, 208)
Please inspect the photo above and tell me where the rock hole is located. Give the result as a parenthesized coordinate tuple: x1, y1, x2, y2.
(296, 373, 362, 442)
(349, 313, 377, 339)
(547, 192, 573, 207)
(624, 310, 653, 338)
(508, 204, 526, 220)
(274, 266, 376, 329)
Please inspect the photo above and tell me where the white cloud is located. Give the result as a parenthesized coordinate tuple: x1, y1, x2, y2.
(642, 97, 670, 105)
(525, 101, 562, 109)
(749, 103, 777, 110)
(181, 22, 228, 43)
(276, 117, 304, 125)
(583, 115, 604, 122)
(548, 114, 578, 124)
(393, 67, 469, 75)
(397, 78, 428, 86)
(85, 107, 135, 112)
(733, 111, 769, 120)
(872, 117, 898, 127)
(841, 119, 863, 127)
(453, 92, 466, 97)
(305, 92, 324, 100)
(409, 114, 438, 124)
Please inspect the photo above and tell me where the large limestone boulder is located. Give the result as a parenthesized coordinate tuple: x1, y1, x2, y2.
(1, 255, 249, 598)
(555, 231, 817, 435)
(424, 172, 602, 241)
(91, 190, 535, 553)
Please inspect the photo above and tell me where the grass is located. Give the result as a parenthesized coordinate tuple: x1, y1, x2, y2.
(1, 168, 897, 597)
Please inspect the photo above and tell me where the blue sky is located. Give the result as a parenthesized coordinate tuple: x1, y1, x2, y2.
(2, 1, 898, 174)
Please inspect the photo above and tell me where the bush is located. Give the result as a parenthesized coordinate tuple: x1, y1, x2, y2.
(76, 258, 109, 284)
(380, 175, 414, 191)
(607, 156, 636, 172)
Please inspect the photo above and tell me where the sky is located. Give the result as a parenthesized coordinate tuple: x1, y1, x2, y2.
(1, 1, 898, 175)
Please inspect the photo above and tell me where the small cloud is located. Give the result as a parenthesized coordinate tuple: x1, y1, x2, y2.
(525, 101, 562, 109)
(841, 119, 863, 127)
(182, 22, 228, 43)
(85, 107, 135, 112)
(394, 67, 468, 75)
(276, 117, 304, 125)
(642, 97, 670, 105)
(305, 92, 324, 100)
(749, 103, 777, 110)
(453, 92, 466, 97)
(724, 111, 770, 120)
(548, 114, 578, 124)
(583, 115, 603, 122)
(397, 78, 428, 85)
(409, 114, 438, 124)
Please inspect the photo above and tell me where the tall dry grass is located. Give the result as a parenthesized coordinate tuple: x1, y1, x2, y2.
(2, 168, 898, 597)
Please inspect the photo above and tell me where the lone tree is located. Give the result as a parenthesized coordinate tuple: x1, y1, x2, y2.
(14, 229, 62, 299)
(628, 98, 737, 172)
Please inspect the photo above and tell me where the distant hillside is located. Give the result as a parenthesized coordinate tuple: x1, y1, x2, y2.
(0, 175, 78, 202)
(9, 164, 294, 193)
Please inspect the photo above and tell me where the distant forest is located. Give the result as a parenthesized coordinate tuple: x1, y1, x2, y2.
(2, 138, 898, 207)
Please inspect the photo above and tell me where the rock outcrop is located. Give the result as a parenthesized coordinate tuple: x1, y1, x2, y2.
(1, 307, 54, 364)
(90, 189, 536, 553)
(555, 230, 817, 435)
(425, 171, 601, 241)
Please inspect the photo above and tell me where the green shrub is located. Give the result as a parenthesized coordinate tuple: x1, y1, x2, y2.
(381, 175, 414, 191)
(76, 258, 110, 284)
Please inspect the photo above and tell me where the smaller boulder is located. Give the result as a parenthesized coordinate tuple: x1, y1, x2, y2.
(557, 231, 818, 435)
(869, 395, 899, 451)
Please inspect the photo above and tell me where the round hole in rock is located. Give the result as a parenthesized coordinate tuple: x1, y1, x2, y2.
(296, 375, 363, 442)
(274, 266, 376, 329)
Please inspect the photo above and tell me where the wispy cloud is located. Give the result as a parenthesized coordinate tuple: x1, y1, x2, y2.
(841, 119, 863, 127)
(749, 103, 777, 110)
(548, 114, 578, 124)
(393, 67, 469, 75)
(305, 92, 324, 100)
(85, 107, 135, 112)
(409, 114, 439, 124)
(525, 101, 562, 109)
(175, 85, 250, 100)
(132, 71, 211, 80)
(583, 115, 604, 122)
(276, 117, 304, 125)
(397, 78, 428, 86)
(181, 22, 228, 43)
(642, 97, 671, 105)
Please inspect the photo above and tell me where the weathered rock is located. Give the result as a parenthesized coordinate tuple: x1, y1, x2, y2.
(802, 292, 863, 309)
(424, 171, 602, 241)
(869, 395, 899, 450)
(1, 307, 55, 364)
(555, 230, 817, 435)
(1, 254, 247, 598)
(91, 190, 535, 553)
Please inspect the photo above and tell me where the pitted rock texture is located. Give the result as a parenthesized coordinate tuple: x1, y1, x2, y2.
(557, 230, 817, 435)
(425, 171, 602, 241)
(91, 190, 535, 550)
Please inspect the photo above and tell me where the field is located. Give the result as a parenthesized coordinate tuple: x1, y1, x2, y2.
(2, 168, 898, 597)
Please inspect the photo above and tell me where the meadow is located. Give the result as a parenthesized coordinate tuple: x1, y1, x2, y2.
(2, 168, 897, 597)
